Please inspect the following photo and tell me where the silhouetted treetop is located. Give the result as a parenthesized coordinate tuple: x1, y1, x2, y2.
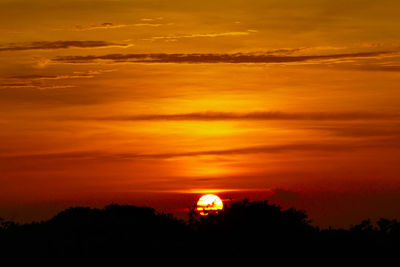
(191, 199, 313, 237)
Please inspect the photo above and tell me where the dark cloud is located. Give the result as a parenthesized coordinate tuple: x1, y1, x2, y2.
(9, 75, 59, 79)
(308, 124, 400, 138)
(67, 111, 400, 121)
(70, 22, 162, 31)
(0, 82, 74, 90)
(1, 70, 113, 90)
(350, 65, 400, 72)
(74, 22, 126, 31)
(53, 51, 393, 64)
(0, 41, 129, 52)
(0, 83, 30, 88)
(8, 74, 93, 80)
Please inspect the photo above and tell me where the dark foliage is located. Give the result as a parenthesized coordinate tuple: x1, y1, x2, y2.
(1, 200, 399, 265)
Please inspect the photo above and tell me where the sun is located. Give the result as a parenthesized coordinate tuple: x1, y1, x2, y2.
(196, 194, 223, 215)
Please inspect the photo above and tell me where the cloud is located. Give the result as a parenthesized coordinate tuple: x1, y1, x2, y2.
(133, 23, 164, 27)
(0, 41, 130, 52)
(0, 83, 75, 90)
(8, 74, 94, 80)
(73, 22, 130, 31)
(0, 140, 394, 162)
(140, 17, 164, 22)
(52, 18, 167, 31)
(65, 111, 400, 121)
(7, 69, 114, 80)
(147, 30, 254, 41)
(308, 124, 400, 138)
(52, 50, 394, 64)
(71, 22, 162, 31)
(349, 64, 400, 72)
(1, 70, 115, 90)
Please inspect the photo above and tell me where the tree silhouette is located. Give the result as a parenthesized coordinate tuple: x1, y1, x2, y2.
(0, 200, 399, 264)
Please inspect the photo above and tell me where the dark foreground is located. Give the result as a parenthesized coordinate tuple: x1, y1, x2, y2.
(1, 200, 399, 265)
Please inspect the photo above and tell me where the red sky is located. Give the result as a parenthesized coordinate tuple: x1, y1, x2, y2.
(1, 0, 400, 228)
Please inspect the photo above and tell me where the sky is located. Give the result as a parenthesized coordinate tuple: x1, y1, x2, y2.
(1, 0, 400, 227)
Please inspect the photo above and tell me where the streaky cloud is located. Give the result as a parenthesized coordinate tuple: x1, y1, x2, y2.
(8, 74, 93, 80)
(56, 22, 163, 31)
(0, 83, 75, 90)
(350, 64, 400, 72)
(66, 111, 400, 121)
(52, 51, 394, 64)
(0, 41, 130, 52)
(1, 139, 398, 161)
(147, 30, 253, 41)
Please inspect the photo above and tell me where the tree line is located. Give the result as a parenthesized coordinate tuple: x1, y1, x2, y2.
(1, 199, 399, 265)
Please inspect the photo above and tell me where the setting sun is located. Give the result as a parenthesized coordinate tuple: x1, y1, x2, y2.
(196, 194, 224, 215)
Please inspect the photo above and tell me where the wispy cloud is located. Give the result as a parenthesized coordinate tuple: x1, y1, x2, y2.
(0, 143, 375, 161)
(1, 70, 115, 90)
(7, 69, 114, 80)
(1, 139, 396, 162)
(0, 41, 131, 52)
(140, 17, 164, 22)
(146, 30, 255, 41)
(53, 50, 394, 64)
(8, 73, 94, 80)
(53, 18, 167, 31)
(0, 83, 75, 90)
(72, 22, 163, 31)
(308, 123, 400, 138)
(73, 22, 131, 31)
(348, 64, 400, 72)
(65, 111, 400, 121)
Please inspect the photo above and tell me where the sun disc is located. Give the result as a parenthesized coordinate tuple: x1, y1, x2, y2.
(196, 194, 223, 215)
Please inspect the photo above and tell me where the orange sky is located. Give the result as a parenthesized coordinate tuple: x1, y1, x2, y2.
(1, 0, 400, 227)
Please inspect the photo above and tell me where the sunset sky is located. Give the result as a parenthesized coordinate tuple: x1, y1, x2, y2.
(1, 0, 400, 227)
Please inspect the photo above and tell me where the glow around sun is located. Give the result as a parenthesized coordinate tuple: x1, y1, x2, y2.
(196, 194, 223, 215)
